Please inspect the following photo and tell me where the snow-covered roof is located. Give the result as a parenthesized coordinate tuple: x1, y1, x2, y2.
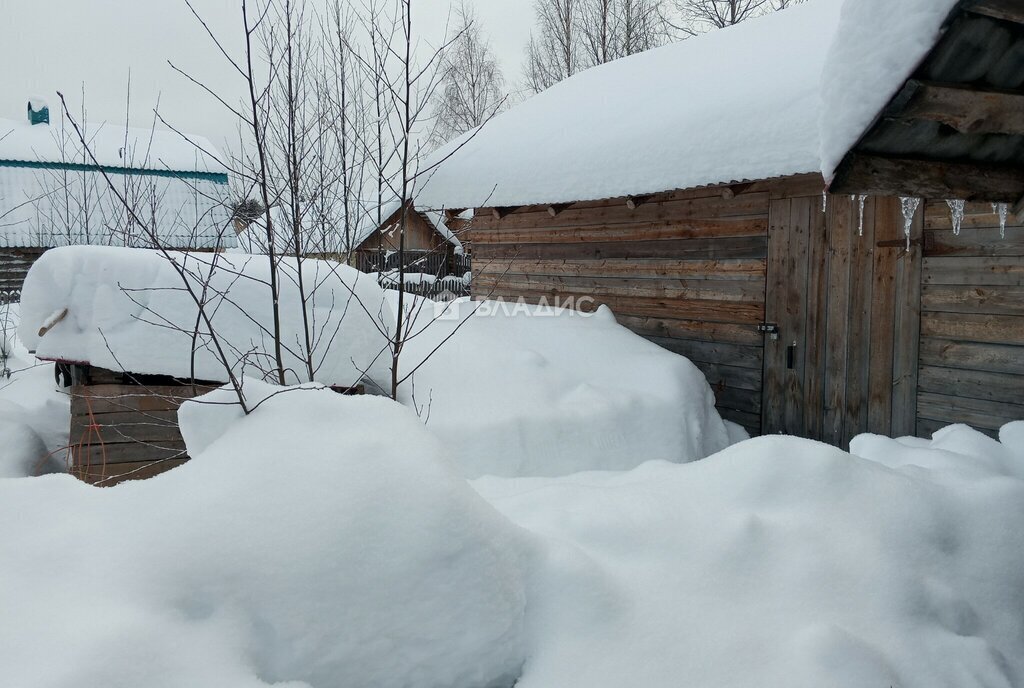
(19, 246, 392, 387)
(0, 116, 228, 175)
(368, 200, 465, 253)
(416, 0, 959, 209)
(0, 115, 234, 248)
(0, 165, 234, 249)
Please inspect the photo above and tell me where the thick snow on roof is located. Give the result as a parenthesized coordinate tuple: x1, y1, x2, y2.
(417, 0, 960, 208)
(18, 246, 392, 387)
(819, 0, 960, 179)
(0, 165, 234, 248)
(0, 117, 228, 174)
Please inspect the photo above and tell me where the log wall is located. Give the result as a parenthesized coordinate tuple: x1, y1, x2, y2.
(473, 183, 773, 435)
(471, 177, 1024, 445)
(918, 201, 1024, 438)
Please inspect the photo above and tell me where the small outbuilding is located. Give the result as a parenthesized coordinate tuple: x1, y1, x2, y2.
(352, 200, 468, 277)
(19, 246, 392, 484)
(0, 100, 234, 296)
(417, 0, 1024, 444)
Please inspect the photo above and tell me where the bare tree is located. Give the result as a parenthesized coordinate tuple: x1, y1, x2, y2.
(429, 2, 507, 147)
(525, 0, 579, 93)
(525, 0, 667, 94)
(667, 0, 770, 36)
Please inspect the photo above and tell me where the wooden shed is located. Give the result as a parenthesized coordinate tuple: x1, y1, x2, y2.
(417, 0, 1024, 443)
(353, 201, 467, 276)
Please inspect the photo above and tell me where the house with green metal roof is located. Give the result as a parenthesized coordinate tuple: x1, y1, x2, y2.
(0, 100, 234, 294)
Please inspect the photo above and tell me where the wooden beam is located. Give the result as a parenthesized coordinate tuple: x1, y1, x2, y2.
(885, 80, 1024, 135)
(490, 206, 518, 220)
(546, 203, 571, 217)
(625, 195, 652, 210)
(829, 152, 1024, 202)
(963, 0, 1024, 24)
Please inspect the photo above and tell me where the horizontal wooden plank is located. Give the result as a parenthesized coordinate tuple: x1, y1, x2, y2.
(71, 385, 215, 416)
(923, 256, 1024, 285)
(919, 365, 1024, 404)
(919, 338, 1024, 375)
(922, 284, 1024, 315)
(473, 236, 768, 261)
(74, 458, 189, 486)
(70, 412, 184, 445)
(916, 417, 998, 440)
(830, 152, 1024, 203)
(924, 227, 1024, 256)
(473, 217, 767, 245)
(616, 314, 763, 345)
(480, 288, 764, 324)
(920, 312, 1024, 344)
(695, 362, 763, 392)
(475, 258, 767, 282)
(885, 80, 1024, 135)
(715, 385, 763, 414)
(477, 193, 770, 231)
(717, 407, 761, 435)
(964, 0, 1024, 24)
(924, 200, 1021, 230)
(474, 273, 765, 303)
(918, 391, 1024, 431)
(644, 336, 764, 370)
(71, 440, 188, 466)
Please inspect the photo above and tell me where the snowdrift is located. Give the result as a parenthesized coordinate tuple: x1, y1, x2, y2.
(0, 383, 529, 688)
(476, 424, 1024, 688)
(395, 299, 735, 477)
(18, 246, 393, 388)
(0, 302, 69, 477)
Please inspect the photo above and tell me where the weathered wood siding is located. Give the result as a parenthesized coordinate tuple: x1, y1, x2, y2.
(918, 201, 1024, 438)
(764, 194, 924, 446)
(472, 184, 771, 435)
(0, 247, 46, 293)
(69, 382, 213, 485)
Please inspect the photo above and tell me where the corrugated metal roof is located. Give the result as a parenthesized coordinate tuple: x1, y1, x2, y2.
(0, 165, 235, 249)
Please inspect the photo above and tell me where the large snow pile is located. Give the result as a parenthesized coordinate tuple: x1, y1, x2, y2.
(395, 298, 735, 477)
(416, 0, 964, 209)
(0, 383, 529, 688)
(475, 423, 1024, 688)
(0, 302, 69, 477)
(18, 246, 393, 387)
(818, 0, 960, 179)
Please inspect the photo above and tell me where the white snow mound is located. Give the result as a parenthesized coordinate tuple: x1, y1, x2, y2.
(475, 424, 1024, 688)
(0, 383, 530, 688)
(397, 300, 734, 477)
(19, 246, 393, 388)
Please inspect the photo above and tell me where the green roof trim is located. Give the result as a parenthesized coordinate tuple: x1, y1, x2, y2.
(0, 158, 229, 184)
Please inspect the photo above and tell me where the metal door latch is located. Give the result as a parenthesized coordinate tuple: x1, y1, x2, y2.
(758, 323, 780, 340)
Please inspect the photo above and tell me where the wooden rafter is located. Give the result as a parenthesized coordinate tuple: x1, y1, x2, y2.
(626, 195, 652, 210)
(830, 152, 1024, 202)
(885, 80, 1024, 135)
(547, 203, 572, 217)
(963, 0, 1024, 24)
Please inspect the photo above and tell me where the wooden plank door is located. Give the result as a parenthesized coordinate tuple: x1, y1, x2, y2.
(762, 194, 922, 444)
(762, 195, 828, 437)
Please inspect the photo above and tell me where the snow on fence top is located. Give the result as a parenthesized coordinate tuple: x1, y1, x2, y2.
(416, 0, 959, 209)
(18, 246, 393, 388)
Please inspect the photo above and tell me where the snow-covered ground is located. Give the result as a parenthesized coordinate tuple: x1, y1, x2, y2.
(0, 301, 69, 477)
(393, 297, 736, 477)
(0, 381, 1021, 688)
(2, 253, 1023, 687)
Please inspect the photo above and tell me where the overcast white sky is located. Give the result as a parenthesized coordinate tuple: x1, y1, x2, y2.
(0, 0, 534, 151)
